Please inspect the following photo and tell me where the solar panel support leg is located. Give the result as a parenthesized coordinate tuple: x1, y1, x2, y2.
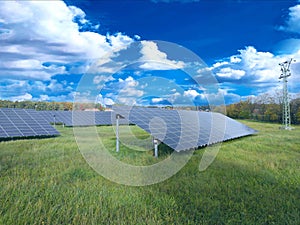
(154, 139, 158, 158)
(116, 114, 120, 153)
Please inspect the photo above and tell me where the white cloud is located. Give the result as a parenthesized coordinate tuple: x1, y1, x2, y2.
(96, 94, 115, 106)
(68, 5, 88, 24)
(139, 41, 185, 70)
(118, 76, 144, 100)
(39, 94, 49, 101)
(47, 79, 64, 92)
(11, 93, 32, 102)
(134, 35, 141, 40)
(107, 32, 133, 49)
(212, 46, 289, 83)
(210, 43, 300, 99)
(0, 1, 133, 81)
(183, 89, 201, 99)
(118, 76, 138, 87)
(116, 97, 137, 106)
(279, 4, 300, 34)
(239, 46, 276, 70)
(230, 56, 242, 63)
(205, 89, 239, 105)
(211, 61, 229, 69)
(46, 92, 77, 102)
(168, 92, 181, 103)
(119, 88, 144, 97)
(93, 75, 115, 84)
(216, 68, 245, 79)
(104, 98, 114, 105)
(152, 98, 164, 103)
(34, 81, 47, 91)
(2, 59, 41, 69)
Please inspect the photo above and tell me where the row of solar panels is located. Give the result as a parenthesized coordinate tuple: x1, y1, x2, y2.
(113, 106, 257, 152)
(38, 110, 128, 126)
(0, 108, 60, 138)
(0, 109, 127, 139)
(0, 107, 256, 152)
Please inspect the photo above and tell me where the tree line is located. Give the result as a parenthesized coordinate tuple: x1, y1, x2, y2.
(226, 96, 300, 124)
(1, 94, 300, 124)
(0, 100, 105, 111)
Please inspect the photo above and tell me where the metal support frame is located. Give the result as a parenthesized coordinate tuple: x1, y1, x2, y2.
(116, 114, 120, 152)
(153, 138, 158, 158)
(279, 58, 295, 130)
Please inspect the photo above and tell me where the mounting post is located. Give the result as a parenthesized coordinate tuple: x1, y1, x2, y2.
(153, 138, 158, 158)
(116, 114, 120, 152)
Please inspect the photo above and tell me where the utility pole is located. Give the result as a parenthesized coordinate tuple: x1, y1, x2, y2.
(279, 58, 295, 130)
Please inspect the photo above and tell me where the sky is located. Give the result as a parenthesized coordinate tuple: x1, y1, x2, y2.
(1, 0, 300, 107)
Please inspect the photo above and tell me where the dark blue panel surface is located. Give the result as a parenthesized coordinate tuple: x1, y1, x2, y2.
(38, 110, 128, 126)
(113, 106, 257, 152)
(0, 108, 60, 138)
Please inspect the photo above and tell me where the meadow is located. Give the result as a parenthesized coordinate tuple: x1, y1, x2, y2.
(0, 121, 299, 224)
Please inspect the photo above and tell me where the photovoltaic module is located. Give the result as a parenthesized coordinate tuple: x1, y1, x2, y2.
(0, 108, 59, 138)
(113, 106, 257, 152)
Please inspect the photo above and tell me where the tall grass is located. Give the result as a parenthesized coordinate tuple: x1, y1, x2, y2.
(0, 121, 299, 224)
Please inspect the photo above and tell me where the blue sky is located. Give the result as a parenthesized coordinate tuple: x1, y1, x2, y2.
(0, 0, 300, 106)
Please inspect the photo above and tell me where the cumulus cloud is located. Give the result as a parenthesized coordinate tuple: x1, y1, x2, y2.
(210, 61, 229, 69)
(213, 46, 283, 83)
(216, 68, 245, 79)
(278, 4, 300, 34)
(181, 88, 235, 105)
(103, 98, 115, 105)
(206, 89, 239, 105)
(0, 1, 133, 82)
(139, 41, 185, 70)
(96, 94, 115, 106)
(134, 35, 141, 40)
(183, 89, 201, 99)
(152, 98, 165, 103)
(93, 75, 115, 84)
(211, 44, 300, 100)
(118, 76, 139, 87)
(230, 56, 242, 63)
(118, 76, 144, 99)
(211, 4, 300, 92)
(0, 0, 135, 102)
(47, 79, 64, 92)
(0, 79, 66, 98)
(39, 94, 50, 101)
(10, 93, 33, 102)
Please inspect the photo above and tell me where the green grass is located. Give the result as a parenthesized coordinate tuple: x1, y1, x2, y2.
(0, 121, 299, 224)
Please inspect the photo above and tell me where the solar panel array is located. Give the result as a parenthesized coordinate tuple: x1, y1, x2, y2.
(0, 108, 60, 139)
(0, 107, 256, 147)
(113, 106, 257, 152)
(39, 111, 72, 126)
(38, 110, 128, 126)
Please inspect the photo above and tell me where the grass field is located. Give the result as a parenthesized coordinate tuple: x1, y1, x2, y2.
(0, 121, 299, 224)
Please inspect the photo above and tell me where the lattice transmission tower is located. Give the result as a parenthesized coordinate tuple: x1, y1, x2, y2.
(279, 58, 295, 130)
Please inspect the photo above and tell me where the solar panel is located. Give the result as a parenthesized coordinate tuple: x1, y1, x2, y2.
(0, 108, 60, 139)
(38, 110, 128, 126)
(38, 111, 72, 126)
(113, 106, 257, 152)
